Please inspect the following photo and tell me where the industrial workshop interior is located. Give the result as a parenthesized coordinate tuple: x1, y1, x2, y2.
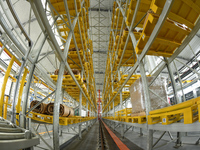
(1, 0, 200, 150)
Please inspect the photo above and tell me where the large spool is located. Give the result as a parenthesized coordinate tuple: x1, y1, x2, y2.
(60, 104, 74, 117)
(54, 69, 80, 75)
(46, 103, 74, 117)
(54, 69, 68, 75)
(30, 100, 47, 114)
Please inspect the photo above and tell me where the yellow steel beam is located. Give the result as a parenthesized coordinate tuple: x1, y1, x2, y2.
(33, 75, 54, 91)
(16, 68, 28, 125)
(0, 67, 16, 82)
(3, 95, 9, 119)
(1, 45, 54, 92)
(0, 55, 15, 116)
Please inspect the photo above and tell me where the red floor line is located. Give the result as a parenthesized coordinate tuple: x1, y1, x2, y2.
(101, 120, 130, 150)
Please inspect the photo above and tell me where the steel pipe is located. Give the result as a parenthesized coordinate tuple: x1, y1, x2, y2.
(0, 127, 22, 133)
(0, 11, 33, 63)
(21, 34, 48, 128)
(0, 0, 28, 49)
(6, 0, 33, 46)
(0, 133, 25, 140)
(53, 62, 65, 149)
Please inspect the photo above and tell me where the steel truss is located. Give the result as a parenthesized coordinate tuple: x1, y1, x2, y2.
(90, 0, 110, 93)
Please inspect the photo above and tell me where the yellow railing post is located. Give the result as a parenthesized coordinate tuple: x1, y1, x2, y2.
(16, 68, 28, 125)
(0, 56, 15, 116)
(3, 95, 9, 119)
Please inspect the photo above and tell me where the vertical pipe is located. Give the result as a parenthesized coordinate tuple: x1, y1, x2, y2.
(121, 123, 124, 138)
(118, 71, 122, 110)
(113, 101, 115, 117)
(8, 81, 14, 102)
(164, 58, 179, 104)
(79, 70, 83, 139)
(3, 95, 9, 119)
(167, 60, 182, 148)
(139, 61, 153, 150)
(21, 35, 47, 128)
(90, 105, 91, 117)
(146, 56, 157, 74)
(86, 100, 88, 131)
(53, 62, 65, 150)
(0, 55, 15, 116)
(11, 58, 31, 124)
(173, 61, 185, 102)
(79, 70, 83, 116)
(113, 101, 115, 129)
(16, 68, 28, 125)
(139, 128, 143, 136)
(0, 46, 5, 56)
(6, 0, 33, 46)
(86, 100, 88, 117)
(98, 89, 101, 120)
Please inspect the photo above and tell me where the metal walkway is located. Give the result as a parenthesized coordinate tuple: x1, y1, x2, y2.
(62, 121, 99, 150)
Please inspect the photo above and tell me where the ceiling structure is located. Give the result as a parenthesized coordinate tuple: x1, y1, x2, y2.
(89, 0, 114, 97)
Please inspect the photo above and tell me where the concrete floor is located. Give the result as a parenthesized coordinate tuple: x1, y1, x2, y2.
(62, 121, 99, 150)
(111, 124, 200, 150)
(33, 121, 93, 150)
(32, 120, 200, 150)
(63, 120, 143, 150)
(104, 123, 143, 150)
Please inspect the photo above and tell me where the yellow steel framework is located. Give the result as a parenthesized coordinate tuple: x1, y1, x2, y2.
(16, 68, 28, 125)
(104, 97, 200, 125)
(49, 0, 97, 110)
(0, 55, 15, 117)
(28, 111, 95, 126)
(3, 95, 9, 119)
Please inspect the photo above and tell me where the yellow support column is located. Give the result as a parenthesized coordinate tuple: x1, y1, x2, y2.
(3, 95, 9, 119)
(16, 68, 28, 125)
(0, 56, 15, 116)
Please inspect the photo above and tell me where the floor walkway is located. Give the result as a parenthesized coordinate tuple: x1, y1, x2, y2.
(63, 121, 99, 150)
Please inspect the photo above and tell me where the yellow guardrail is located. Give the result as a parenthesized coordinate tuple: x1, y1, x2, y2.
(104, 96, 200, 125)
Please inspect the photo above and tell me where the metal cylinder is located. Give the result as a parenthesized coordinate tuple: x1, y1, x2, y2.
(30, 100, 48, 114)
(0, 133, 25, 140)
(0, 123, 13, 128)
(0, 127, 22, 133)
(47, 103, 74, 117)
